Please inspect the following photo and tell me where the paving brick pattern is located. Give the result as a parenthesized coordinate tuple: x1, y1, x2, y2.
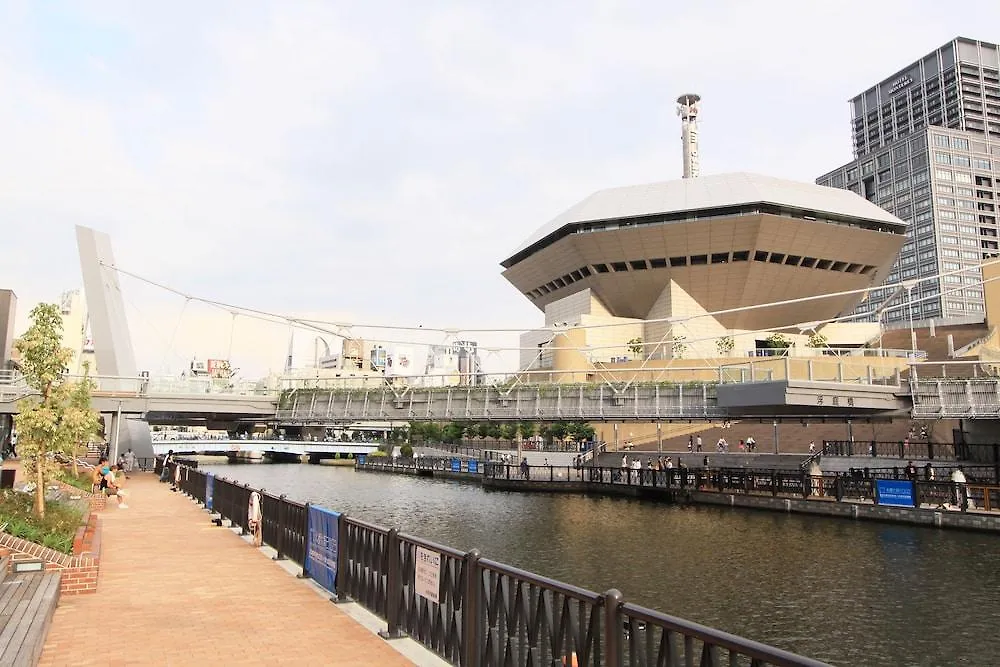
(38, 474, 413, 666)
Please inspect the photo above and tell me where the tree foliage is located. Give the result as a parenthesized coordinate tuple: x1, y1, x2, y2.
(14, 304, 101, 518)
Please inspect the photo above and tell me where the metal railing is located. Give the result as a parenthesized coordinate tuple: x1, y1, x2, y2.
(822, 440, 959, 460)
(169, 460, 827, 666)
(478, 463, 1000, 514)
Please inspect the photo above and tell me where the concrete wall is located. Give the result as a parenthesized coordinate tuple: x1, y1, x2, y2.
(0, 289, 15, 366)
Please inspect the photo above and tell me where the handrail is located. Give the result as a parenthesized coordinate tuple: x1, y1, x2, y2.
(171, 459, 829, 666)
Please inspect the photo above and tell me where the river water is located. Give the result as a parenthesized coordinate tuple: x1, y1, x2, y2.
(200, 462, 999, 666)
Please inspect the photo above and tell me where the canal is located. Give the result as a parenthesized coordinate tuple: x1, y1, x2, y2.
(200, 462, 999, 666)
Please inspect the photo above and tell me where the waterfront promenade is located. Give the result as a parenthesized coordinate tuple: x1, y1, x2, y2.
(38, 474, 417, 666)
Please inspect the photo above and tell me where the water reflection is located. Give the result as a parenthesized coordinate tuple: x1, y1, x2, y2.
(201, 463, 1000, 666)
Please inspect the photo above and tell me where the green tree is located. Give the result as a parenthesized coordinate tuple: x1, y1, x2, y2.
(14, 304, 99, 518)
(766, 332, 791, 349)
(498, 423, 516, 445)
(806, 332, 828, 348)
(671, 335, 688, 359)
(517, 421, 537, 440)
(400, 443, 414, 458)
(627, 337, 644, 356)
(476, 422, 490, 440)
(566, 422, 595, 442)
(715, 335, 735, 356)
(408, 421, 425, 443)
(442, 422, 464, 444)
(549, 421, 569, 443)
(423, 422, 444, 443)
(66, 362, 101, 479)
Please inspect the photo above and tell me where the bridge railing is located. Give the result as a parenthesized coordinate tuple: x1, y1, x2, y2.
(171, 462, 828, 666)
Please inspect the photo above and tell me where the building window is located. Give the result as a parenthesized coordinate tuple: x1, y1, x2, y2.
(939, 210, 957, 219)
(933, 134, 950, 147)
(935, 152, 952, 165)
(953, 155, 972, 168)
(951, 136, 971, 150)
(944, 275, 962, 283)
(938, 197, 956, 206)
(846, 167, 859, 180)
(940, 223, 958, 231)
(955, 172, 973, 184)
(974, 158, 993, 170)
(935, 168, 953, 181)
(943, 261, 961, 270)
(942, 235, 959, 244)
(960, 225, 976, 234)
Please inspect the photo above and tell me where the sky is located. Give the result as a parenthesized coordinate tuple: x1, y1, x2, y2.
(0, 0, 996, 378)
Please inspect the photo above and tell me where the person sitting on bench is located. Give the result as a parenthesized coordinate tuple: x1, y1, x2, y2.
(101, 464, 129, 509)
(91, 457, 108, 494)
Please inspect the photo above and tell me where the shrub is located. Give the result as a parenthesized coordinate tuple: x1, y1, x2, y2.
(400, 444, 414, 458)
(0, 491, 84, 554)
(369, 450, 388, 458)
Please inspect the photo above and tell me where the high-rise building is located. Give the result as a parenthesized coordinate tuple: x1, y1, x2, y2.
(818, 37, 1000, 324)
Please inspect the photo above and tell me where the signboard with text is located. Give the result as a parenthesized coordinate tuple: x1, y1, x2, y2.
(451, 458, 460, 472)
(414, 546, 441, 604)
(876, 479, 916, 508)
(468, 460, 478, 474)
(304, 506, 340, 593)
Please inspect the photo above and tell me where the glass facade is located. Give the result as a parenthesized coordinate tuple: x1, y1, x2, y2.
(819, 37, 1000, 325)
(818, 127, 1000, 323)
(850, 38, 1000, 158)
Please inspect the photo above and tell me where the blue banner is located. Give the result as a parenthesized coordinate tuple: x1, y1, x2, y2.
(304, 506, 340, 593)
(468, 460, 478, 473)
(451, 458, 460, 472)
(357, 455, 367, 465)
(205, 473, 215, 511)
(876, 479, 916, 508)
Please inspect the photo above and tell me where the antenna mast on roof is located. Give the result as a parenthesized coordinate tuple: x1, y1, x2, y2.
(676, 93, 701, 179)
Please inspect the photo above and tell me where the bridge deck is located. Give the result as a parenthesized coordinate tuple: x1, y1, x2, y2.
(38, 474, 414, 666)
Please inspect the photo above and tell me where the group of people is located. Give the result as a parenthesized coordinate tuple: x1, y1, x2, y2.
(685, 435, 759, 453)
(90, 456, 129, 509)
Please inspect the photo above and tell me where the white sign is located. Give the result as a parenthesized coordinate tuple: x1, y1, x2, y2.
(414, 546, 441, 604)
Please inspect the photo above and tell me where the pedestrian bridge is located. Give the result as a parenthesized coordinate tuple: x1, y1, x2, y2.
(151, 440, 379, 457)
(5, 359, 1000, 423)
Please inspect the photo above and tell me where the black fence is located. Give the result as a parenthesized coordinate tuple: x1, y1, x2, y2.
(165, 457, 827, 667)
(485, 463, 995, 512)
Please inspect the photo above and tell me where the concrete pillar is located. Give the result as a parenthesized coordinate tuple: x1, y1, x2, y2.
(551, 329, 592, 384)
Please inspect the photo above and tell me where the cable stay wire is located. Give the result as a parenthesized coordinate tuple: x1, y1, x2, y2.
(100, 258, 1000, 356)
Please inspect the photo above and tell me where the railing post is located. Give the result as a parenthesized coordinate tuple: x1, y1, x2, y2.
(835, 476, 844, 502)
(334, 512, 350, 602)
(273, 495, 287, 561)
(380, 528, 404, 639)
(602, 589, 624, 667)
(462, 549, 481, 667)
(241, 484, 251, 535)
(297, 502, 311, 579)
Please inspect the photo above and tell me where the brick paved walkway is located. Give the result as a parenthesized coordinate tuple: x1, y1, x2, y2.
(39, 473, 413, 666)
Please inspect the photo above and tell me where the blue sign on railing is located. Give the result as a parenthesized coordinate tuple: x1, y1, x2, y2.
(451, 458, 461, 472)
(205, 473, 215, 511)
(468, 460, 478, 473)
(876, 479, 916, 507)
(357, 455, 366, 465)
(304, 506, 340, 594)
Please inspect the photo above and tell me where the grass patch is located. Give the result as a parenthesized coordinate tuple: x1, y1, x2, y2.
(0, 490, 85, 554)
(59, 469, 96, 493)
